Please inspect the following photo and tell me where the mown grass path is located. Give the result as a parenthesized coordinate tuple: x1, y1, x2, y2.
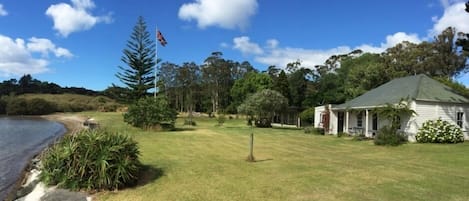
(83, 112, 469, 201)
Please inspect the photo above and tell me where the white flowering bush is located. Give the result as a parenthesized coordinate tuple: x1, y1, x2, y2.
(416, 119, 464, 143)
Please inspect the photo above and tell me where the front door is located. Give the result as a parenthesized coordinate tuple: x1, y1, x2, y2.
(372, 113, 378, 131)
(338, 112, 344, 133)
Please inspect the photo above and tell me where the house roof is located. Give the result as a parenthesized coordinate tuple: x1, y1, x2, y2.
(334, 74, 469, 109)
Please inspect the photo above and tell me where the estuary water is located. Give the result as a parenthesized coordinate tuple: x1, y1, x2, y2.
(0, 117, 66, 200)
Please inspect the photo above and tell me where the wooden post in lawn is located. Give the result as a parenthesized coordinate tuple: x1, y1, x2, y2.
(247, 119, 255, 162)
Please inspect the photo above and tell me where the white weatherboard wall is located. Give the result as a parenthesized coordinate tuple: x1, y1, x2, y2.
(314, 105, 326, 128)
(406, 100, 469, 141)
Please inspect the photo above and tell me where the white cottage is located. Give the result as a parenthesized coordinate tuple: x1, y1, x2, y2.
(314, 74, 469, 141)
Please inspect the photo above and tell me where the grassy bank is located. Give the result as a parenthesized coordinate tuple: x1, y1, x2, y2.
(81, 112, 469, 201)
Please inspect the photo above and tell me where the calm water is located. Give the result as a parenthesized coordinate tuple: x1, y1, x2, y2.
(0, 117, 66, 200)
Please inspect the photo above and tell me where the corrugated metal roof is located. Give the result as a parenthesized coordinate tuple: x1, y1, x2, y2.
(334, 74, 469, 109)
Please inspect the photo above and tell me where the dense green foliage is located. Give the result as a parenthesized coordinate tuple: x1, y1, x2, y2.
(116, 16, 156, 102)
(230, 72, 273, 110)
(299, 107, 315, 125)
(19, 94, 121, 113)
(238, 89, 288, 127)
(2, 97, 56, 115)
(416, 119, 464, 143)
(40, 129, 141, 191)
(124, 96, 177, 129)
(374, 126, 407, 146)
(371, 102, 415, 146)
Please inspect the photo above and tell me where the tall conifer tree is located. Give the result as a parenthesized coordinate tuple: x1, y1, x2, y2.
(116, 16, 156, 102)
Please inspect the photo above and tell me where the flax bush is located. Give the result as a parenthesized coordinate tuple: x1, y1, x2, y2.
(40, 129, 141, 191)
(416, 119, 464, 143)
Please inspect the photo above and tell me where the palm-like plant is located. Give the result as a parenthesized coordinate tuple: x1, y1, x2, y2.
(40, 129, 141, 191)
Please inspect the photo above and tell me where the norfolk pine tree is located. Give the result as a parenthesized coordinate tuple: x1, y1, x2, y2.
(117, 16, 156, 102)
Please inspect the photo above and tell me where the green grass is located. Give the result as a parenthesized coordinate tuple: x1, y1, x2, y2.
(80, 112, 469, 201)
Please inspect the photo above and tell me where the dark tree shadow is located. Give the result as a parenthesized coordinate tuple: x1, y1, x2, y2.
(132, 165, 164, 188)
(170, 127, 197, 132)
(254, 158, 274, 163)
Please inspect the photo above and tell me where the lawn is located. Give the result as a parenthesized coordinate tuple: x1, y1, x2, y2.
(81, 112, 469, 201)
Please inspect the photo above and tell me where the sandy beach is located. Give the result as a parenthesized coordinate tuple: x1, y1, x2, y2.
(41, 113, 88, 135)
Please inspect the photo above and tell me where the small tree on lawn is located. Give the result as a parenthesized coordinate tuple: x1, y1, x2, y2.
(124, 95, 177, 130)
(237, 89, 288, 127)
(237, 89, 288, 162)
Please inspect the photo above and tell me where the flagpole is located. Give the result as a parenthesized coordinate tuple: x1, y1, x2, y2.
(154, 25, 158, 99)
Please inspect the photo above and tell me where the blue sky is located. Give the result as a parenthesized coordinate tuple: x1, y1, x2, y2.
(0, 0, 468, 91)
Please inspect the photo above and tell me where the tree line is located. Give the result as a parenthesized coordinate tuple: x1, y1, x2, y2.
(116, 17, 469, 116)
(0, 74, 100, 96)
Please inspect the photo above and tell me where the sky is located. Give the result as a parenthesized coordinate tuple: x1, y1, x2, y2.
(0, 0, 469, 91)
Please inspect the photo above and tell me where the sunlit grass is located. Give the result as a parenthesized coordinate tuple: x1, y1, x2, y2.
(80, 112, 469, 201)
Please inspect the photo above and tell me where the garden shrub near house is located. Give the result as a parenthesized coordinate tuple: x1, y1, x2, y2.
(374, 126, 407, 146)
(40, 129, 141, 191)
(416, 119, 464, 143)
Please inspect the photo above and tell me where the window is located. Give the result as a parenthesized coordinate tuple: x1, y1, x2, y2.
(357, 112, 363, 128)
(457, 112, 464, 128)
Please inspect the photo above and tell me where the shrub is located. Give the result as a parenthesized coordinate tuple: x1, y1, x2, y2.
(0, 99, 6, 114)
(26, 98, 57, 115)
(299, 108, 315, 125)
(304, 126, 314, 134)
(416, 119, 464, 143)
(254, 118, 272, 128)
(374, 126, 407, 146)
(217, 114, 226, 126)
(124, 96, 177, 130)
(6, 97, 28, 115)
(40, 129, 141, 191)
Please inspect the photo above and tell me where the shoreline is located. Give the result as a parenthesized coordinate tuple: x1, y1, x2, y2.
(5, 113, 88, 201)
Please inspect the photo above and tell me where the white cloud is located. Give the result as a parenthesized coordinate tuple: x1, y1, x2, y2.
(233, 36, 263, 55)
(178, 0, 258, 30)
(256, 46, 353, 69)
(0, 4, 7, 16)
(383, 32, 421, 48)
(0, 34, 72, 77)
(439, 0, 463, 8)
(266, 39, 279, 49)
(27, 37, 73, 58)
(231, 32, 422, 69)
(431, 1, 469, 35)
(45, 0, 112, 37)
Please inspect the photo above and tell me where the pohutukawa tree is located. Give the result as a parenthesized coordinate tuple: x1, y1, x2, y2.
(116, 16, 156, 102)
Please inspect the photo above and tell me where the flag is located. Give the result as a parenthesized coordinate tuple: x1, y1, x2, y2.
(157, 30, 167, 47)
